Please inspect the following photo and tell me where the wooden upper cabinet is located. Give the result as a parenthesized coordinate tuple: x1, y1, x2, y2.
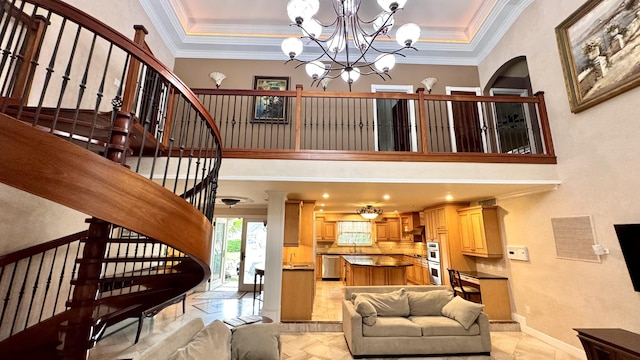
(457, 206, 502, 258)
(284, 200, 302, 247)
(375, 221, 389, 240)
(387, 218, 401, 241)
(315, 217, 336, 242)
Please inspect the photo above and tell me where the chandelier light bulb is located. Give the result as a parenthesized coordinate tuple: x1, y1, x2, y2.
(327, 34, 346, 53)
(281, 37, 304, 59)
(341, 67, 361, 83)
(377, 0, 407, 12)
(373, 12, 395, 36)
(320, 78, 332, 91)
(374, 54, 396, 73)
(305, 61, 327, 79)
(396, 23, 420, 47)
(287, 0, 319, 24)
(302, 18, 322, 38)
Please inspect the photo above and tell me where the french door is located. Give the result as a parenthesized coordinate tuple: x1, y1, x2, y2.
(238, 219, 267, 292)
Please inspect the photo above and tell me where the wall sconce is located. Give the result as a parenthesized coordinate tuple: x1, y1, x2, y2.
(209, 72, 226, 88)
(421, 77, 438, 94)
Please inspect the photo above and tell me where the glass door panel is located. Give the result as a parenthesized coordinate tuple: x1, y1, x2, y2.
(238, 219, 267, 292)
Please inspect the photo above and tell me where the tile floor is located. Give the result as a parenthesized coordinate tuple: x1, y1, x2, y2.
(88, 280, 583, 360)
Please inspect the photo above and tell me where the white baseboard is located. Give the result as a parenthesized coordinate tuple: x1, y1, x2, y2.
(512, 313, 587, 360)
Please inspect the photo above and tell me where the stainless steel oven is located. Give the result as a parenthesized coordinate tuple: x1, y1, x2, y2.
(426, 242, 442, 285)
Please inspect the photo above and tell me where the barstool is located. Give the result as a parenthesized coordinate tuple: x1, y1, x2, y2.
(253, 267, 264, 308)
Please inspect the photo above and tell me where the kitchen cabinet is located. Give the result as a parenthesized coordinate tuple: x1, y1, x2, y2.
(458, 206, 502, 258)
(404, 256, 427, 285)
(376, 217, 402, 241)
(423, 203, 476, 279)
(424, 207, 446, 241)
(316, 254, 322, 280)
(315, 217, 336, 242)
(284, 200, 302, 247)
(281, 268, 315, 320)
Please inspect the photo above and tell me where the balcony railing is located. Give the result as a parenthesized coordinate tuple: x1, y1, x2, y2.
(194, 86, 555, 163)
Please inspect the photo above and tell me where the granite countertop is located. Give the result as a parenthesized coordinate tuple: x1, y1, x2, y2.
(282, 262, 315, 271)
(458, 270, 508, 280)
(342, 255, 412, 267)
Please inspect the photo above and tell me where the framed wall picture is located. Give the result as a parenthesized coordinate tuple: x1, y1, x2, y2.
(252, 76, 289, 122)
(556, 0, 640, 113)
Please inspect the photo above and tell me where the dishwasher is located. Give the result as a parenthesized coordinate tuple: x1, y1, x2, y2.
(321, 255, 341, 280)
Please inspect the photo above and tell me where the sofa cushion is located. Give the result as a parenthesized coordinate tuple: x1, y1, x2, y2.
(441, 296, 485, 330)
(352, 288, 410, 317)
(407, 289, 454, 316)
(362, 316, 422, 337)
(354, 297, 377, 325)
(168, 319, 231, 360)
(231, 323, 280, 360)
(409, 315, 480, 336)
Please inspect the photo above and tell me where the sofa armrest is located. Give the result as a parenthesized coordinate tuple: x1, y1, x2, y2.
(342, 299, 363, 354)
(476, 312, 492, 351)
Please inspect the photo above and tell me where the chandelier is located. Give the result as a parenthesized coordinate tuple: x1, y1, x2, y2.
(281, 0, 421, 90)
(357, 205, 383, 220)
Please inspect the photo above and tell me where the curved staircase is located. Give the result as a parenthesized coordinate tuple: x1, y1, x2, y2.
(0, 1, 222, 358)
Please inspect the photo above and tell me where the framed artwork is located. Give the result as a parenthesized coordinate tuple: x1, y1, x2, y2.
(252, 76, 289, 122)
(556, 0, 640, 113)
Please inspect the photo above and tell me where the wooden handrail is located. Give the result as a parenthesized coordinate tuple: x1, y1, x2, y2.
(0, 115, 212, 268)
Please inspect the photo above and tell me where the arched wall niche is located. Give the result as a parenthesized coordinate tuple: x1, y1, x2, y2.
(483, 56, 533, 95)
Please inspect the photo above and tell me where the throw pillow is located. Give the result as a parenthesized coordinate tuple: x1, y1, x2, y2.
(231, 323, 280, 360)
(168, 319, 231, 360)
(441, 296, 485, 330)
(407, 289, 454, 316)
(351, 288, 410, 317)
(354, 296, 377, 325)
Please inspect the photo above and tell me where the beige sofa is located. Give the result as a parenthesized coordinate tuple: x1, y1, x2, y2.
(342, 285, 491, 358)
(136, 318, 280, 360)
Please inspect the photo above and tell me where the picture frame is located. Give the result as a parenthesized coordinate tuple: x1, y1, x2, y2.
(252, 76, 289, 123)
(555, 0, 640, 113)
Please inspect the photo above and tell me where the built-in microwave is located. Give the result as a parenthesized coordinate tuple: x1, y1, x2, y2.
(426, 241, 440, 263)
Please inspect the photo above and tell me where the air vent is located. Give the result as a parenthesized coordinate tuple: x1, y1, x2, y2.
(478, 198, 497, 207)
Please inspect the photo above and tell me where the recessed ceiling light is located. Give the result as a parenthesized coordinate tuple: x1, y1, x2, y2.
(383, 194, 390, 200)
(320, 203, 325, 207)
(445, 194, 454, 201)
(322, 193, 329, 199)
(319, 208, 324, 212)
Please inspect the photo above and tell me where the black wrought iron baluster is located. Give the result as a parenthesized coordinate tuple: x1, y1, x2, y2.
(148, 82, 170, 179)
(181, 104, 196, 197)
(10, 256, 32, 335)
(173, 99, 192, 194)
(50, 25, 82, 133)
(161, 95, 181, 188)
(190, 115, 207, 207)
(87, 43, 114, 151)
(0, 21, 27, 104)
(134, 70, 161, 172)
(39, 246, 57, 321)
(56, 242, 72, 315)
(24, 252, 46, 331)
(34, 19, 70, 127)
(68, 33, 96, 143)
(16, 10, 50, 120)
(167, 97, 186, 192)
(0, 0, 24, 90)
(229, 95, 238, 148)
(0, 262, 18, 331)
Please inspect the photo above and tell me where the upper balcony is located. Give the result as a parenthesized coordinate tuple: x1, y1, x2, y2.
(192, 85, 555, 164)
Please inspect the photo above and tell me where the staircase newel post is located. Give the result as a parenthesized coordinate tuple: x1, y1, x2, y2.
(58, 219, 111, 360)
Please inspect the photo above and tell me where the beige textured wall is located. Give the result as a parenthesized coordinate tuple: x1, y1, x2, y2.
(477, 0, 640, 350)
(173, 59, 480, 93)
(64, 0, 174, 68)
(0, 184, 87, 256)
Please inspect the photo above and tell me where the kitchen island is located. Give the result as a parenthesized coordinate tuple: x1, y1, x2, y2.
(342, 255, 412, 286)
